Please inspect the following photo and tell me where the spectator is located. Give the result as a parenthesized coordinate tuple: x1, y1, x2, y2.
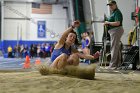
(7, 45, 13, 58)
(33, 44, 37, 57)
(37, 44, 41, 57)
(20, 45, 24, 58)
(45, 43, 51, 57)
(30, 44, 34, 58)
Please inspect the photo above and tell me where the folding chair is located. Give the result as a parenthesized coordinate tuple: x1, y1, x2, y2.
(120, 45, 139, 70)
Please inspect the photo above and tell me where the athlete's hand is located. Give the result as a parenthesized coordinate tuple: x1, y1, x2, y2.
(72, 20, 80, 28)
(93, 51, 101, 59)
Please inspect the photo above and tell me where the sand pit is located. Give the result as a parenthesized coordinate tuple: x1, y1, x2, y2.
(37, 64, 96, 80)
(0, 70, 140, 93)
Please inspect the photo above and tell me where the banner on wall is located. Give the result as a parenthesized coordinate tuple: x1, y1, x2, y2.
(37, 21, 46, 38)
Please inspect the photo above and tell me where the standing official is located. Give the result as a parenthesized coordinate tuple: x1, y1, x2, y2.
(104, 0, 124, 69)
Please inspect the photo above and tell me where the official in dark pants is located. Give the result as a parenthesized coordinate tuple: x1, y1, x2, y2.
(104, 1, 124, 69)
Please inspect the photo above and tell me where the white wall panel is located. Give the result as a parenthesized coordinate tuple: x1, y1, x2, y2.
(30, 19, 67, 41)
(4, 20, 30, 40)
(3, 2, 31, 41)
(4, 2, 31, 18)
(91, 0, 109, 42)
(3, 3, 67, 41)
(30, 5, 67, 41)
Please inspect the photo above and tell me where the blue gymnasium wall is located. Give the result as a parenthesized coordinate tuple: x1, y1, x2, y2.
(0, 40, 57, 53)
(0, 41, 3, 50)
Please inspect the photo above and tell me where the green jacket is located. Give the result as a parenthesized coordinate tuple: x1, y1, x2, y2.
(107, 8, 123, 30)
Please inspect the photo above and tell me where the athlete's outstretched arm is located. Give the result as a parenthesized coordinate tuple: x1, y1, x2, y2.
(58, 21, 80, 45)
(77, 51, 100, 60)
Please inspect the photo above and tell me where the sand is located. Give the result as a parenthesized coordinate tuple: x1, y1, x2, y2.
(0, 70, 140, 93)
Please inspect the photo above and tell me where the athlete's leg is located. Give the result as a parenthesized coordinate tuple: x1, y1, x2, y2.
(50, 53, 68, 69)
(67, 53, 80, 66)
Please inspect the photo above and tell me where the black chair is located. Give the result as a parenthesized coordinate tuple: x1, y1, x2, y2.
(120, 45, 139, 70)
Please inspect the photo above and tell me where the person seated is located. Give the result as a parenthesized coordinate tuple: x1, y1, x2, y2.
(7, 45, 13, 58)
(81, 32, 91, 64)
(50, 20, 100, 69)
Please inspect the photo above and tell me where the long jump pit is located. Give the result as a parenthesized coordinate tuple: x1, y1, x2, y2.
(0, 58, 140, 93)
